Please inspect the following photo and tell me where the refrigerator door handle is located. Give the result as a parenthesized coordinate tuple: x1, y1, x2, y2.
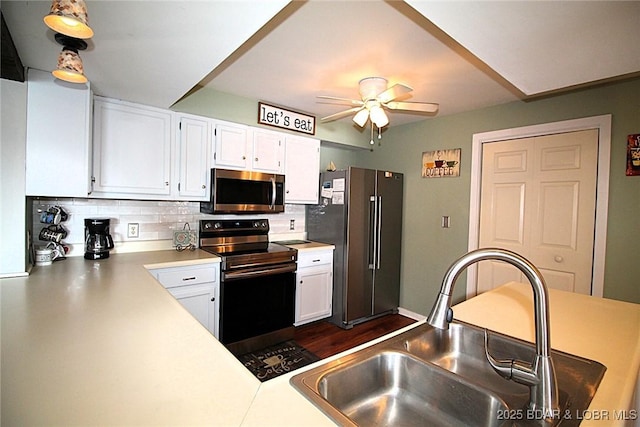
(369, 195, 377, 269)
(376, 195, 382, 270)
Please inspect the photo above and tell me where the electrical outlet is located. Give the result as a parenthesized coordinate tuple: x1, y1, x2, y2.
(290, 219, 295, 230)
(128, 223, 139, 238)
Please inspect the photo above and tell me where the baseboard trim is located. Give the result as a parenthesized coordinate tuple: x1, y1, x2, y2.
(398, 307, 426, 321)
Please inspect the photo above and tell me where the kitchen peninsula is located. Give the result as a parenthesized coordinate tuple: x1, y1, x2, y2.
(2, 251, 638, 426)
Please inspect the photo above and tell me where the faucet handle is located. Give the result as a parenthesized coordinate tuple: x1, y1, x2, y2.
(446, 307, 454, 323)
(484, 329, 539, 386)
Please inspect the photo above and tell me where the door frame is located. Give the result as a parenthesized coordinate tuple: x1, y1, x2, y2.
(466, 114, 611, 298)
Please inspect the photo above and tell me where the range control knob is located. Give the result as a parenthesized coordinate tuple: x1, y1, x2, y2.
(213, 222, 222, 229)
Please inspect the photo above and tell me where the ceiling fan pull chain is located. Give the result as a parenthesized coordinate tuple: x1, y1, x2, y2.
(370, 123, 375, 145)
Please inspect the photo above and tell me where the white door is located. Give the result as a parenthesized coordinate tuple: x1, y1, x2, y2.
(478, 129, 598, 294)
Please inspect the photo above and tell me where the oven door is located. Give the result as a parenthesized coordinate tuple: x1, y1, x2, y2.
(219, 263, 296, 347)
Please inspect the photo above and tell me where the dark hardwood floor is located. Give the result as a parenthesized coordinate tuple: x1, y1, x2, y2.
(294, 314, 417, 359)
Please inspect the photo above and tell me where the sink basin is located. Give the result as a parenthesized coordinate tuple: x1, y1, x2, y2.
(299, 350, 507, 427)
(291, 321, 606, 426)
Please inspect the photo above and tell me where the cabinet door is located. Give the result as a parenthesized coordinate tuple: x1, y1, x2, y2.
(295, 265, 332, 326)
(213, 122, 249, 170)
(284, 136, 320, 204)
(252, 129, 283, 173)
(26, 69, 92, 197)
(177, 115, 211, 200)
(168, 284, 218, 338)
(92, 98, 172, 196)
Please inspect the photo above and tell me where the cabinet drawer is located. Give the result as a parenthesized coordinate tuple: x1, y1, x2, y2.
(298, 250, 333, 268)
(155, 265, 217, 289)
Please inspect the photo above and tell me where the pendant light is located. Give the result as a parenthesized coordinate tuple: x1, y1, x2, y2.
(52, 33, 88, 84)
(43, 0, 94, 39)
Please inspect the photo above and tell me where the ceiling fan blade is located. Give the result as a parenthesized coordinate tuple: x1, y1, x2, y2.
(385, 101, 439, 113)
(321, 106, 364, 122)
(317, 95, 364, 106)
(377, 83, 413, 103)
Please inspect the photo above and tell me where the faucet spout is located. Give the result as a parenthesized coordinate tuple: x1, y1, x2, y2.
(427, 248, 559, 418)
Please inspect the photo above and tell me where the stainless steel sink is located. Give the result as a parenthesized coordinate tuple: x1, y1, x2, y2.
(291, 321, 606, 427)
(312, 350, 507, 427)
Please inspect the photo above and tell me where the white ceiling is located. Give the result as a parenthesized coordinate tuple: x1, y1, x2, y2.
(3, 1, 639, 128)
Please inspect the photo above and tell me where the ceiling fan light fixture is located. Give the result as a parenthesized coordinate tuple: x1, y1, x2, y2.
(369, 104, 389, 128)
(44, 0, 94, 39)
(353, 109, 369, 127)
(52, 46, 87, 84)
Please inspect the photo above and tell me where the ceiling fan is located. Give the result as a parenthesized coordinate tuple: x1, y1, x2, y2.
(318, 77, 439, 130)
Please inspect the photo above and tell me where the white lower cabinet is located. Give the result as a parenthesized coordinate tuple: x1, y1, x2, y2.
(150, 263, 220, 338)
(295, 249, 333, 326)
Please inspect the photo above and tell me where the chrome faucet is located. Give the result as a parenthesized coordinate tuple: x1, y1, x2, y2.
(426, 248, 559, 419)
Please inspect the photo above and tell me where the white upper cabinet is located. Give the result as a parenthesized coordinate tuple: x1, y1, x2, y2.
(213, 121, 284, 174)
(251, 128, 283, 173)
(213, 121, 250, 170)
(175, 113, 212, 200)
(284, 135, 320, 204)
(92, 97, 173, 198)
(25, 69, 92, 197)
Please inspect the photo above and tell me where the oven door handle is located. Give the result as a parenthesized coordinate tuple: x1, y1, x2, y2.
(222, 263, 297, 281)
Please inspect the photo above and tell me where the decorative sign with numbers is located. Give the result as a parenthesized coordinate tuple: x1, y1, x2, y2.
(258, 102, 315, 135)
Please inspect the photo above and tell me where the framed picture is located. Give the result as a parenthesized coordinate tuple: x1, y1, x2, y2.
(626, 133, 640, 176)
(422, 148, 461, 178)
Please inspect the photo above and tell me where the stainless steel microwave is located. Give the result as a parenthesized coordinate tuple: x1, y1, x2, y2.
(200, 169, 285, 214)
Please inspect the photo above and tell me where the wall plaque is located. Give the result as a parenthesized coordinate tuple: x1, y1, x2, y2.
(258, 102, 315, 135)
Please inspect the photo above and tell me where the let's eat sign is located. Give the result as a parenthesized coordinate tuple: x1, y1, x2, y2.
(258, 102, 315, 135)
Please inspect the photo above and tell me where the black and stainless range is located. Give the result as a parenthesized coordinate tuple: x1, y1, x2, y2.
(199, 219, 297, 355)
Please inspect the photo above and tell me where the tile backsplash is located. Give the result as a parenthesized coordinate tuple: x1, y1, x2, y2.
(32, 198, 307, 257)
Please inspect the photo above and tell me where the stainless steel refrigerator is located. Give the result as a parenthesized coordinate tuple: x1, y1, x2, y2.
(306, 167, 403, 329)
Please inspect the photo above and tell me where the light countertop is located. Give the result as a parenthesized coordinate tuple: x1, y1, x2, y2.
(2, 252, 638, 426)
(275, 240, 335, 252)
(1, 250, 263, 426)
(454, 282, 640, 427)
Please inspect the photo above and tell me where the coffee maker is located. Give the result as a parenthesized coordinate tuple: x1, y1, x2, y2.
(84, 218, 114, 260)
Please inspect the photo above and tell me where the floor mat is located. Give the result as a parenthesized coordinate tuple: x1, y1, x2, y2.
(237, 340, 320, 382)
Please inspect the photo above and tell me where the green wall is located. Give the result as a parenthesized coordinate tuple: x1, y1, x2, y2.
(173, 88, 372, 150)
(364, 78, 640, 312)
(175, 78, 640, 315)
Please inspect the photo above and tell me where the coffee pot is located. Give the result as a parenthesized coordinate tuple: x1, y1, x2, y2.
(84, 218, 114, 260)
